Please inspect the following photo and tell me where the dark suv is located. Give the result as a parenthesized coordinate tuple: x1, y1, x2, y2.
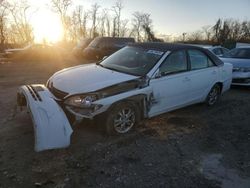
(82, 37, 135, 60)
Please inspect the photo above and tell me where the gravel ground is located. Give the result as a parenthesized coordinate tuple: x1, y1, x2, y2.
(0, 60, 250, 188)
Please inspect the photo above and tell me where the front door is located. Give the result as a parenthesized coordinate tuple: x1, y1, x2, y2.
(148, 50, 191, 117)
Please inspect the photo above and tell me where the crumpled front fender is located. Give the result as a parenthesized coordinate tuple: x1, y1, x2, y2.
(17, 84, 73, 152)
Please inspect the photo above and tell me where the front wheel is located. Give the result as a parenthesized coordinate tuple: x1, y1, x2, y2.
(206, 84, 221, 106)
(105, 102, 138, 135)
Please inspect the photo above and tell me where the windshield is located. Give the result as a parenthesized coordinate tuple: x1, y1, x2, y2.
(88, 38, 101, 48)
(223, 48, 250, 59)
(99, 46, 164, 76)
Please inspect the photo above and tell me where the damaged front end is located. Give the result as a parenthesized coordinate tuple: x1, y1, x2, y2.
(17, 84, 73, 152)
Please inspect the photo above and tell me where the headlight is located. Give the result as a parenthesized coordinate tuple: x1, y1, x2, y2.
(64, 95, 98, 108)
(46, 79, 52, 88)
(241, 67, 250, 72)
(233, 67, 250, 72)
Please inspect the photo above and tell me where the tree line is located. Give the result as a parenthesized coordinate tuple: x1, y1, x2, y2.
(0, 0, 160, 50)
(0, 0, 250, 51)
(181, 18, 250, 45)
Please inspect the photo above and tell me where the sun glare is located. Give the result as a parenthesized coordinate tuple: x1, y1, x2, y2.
(31, 10, 63, 43)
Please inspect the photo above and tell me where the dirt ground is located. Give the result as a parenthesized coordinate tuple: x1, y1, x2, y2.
(0, 59, 250, 188)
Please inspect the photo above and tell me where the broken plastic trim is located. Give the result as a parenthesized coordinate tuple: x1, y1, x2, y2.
(64, 77, 150, 102)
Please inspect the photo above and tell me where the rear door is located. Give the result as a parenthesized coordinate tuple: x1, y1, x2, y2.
(148, 50, 191, 117)
(187, 49, 219, 102)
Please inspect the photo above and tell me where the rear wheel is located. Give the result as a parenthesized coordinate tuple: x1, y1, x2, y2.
(206, 84, 221, 106)
(106, 102, 138, 135)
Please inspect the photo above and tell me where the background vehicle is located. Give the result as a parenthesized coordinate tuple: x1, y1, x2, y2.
(4, 44, 67, 61)
(17, 43, 232, 151)
(220, 46, 250, 86)
(190, 44, 230, 57)
(72, 38, 92, 58)
(206, 46, 230, 57)
(82, 37, 135, 60)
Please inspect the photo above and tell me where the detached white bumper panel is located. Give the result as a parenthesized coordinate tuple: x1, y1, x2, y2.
(18, 84, 73, 152)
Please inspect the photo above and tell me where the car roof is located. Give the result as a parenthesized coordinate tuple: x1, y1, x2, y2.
(95, 37, 135, 42)
(128, 42, 209, 52)
(128, 42, 224, 66)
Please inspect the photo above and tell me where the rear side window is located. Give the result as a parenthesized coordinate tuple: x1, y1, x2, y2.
(88, 38, 102, 48)
(188, 50, 214, 70)
(222, 48, 229, 54)
(159, 50, 187, 76)
(212, 48, 222, 56)
(99, 40, 112, 48)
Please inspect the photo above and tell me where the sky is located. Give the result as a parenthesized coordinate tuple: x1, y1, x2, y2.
(75, 0, 250, 35)
(27, 0, 250, 41)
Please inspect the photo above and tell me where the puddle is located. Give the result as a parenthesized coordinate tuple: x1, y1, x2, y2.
(201, 154, 250, 188)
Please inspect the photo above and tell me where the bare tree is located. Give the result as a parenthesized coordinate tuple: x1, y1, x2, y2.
(71, 5, 89, 40)
(112, 17, 117, 37)
(81, 8, 89, 38)
(51, 0, 72, 41)
(187, 30, 203, 42)
(210, 18, 250, 44)
(119, 19, 129, 37)
(112, 0, 123, 37)
(8, 0, 35, 44)
(131, 12, 159, 42)
(141, 13, 155, 41)
(212, 18, 222, 42)
(0, 0, 7, 50)
(229, 20, 242, 41)
(90, 3, 100, 38)
(240, 20, 250, 41)
(98, 9, 109, 36)
(105, 12, 111, 37)
(131, 12, 143, 41)
(202, 25, 212, 41)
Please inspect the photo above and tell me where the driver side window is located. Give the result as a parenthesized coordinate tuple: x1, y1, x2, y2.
(159, 50, 187, 76)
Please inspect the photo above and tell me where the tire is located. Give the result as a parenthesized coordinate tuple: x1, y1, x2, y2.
(105, 102, 139, 135)
(206, 84, 221, 106)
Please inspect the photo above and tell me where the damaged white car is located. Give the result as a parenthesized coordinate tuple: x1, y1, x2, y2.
(17, 43, 233, 151)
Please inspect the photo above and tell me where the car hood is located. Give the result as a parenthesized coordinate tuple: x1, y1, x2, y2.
(220, 57, 250, 68)
(50, 64, 138, 94)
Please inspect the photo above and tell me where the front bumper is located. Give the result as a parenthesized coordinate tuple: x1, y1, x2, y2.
(17, 84, 73, 152)
(232, 72, 250, 86)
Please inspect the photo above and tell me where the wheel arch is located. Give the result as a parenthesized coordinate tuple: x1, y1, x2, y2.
(214, 82, 223, 93)
(106, 94, 148, 121)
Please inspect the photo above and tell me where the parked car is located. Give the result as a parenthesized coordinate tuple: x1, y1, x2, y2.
(220, 46, 250, 86)
(206, 46, 230, 57)
(188, 44, 229, 57)
(4, 44, 67, 61)
(82, 37, 135, 60)
(72, 38, 92, 57)
(17, 43, 232, 151)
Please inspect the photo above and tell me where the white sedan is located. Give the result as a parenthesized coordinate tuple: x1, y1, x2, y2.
(17, 43, 232, 151)
(207, 46, 229, 57)
(220, 46, 250, 86)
